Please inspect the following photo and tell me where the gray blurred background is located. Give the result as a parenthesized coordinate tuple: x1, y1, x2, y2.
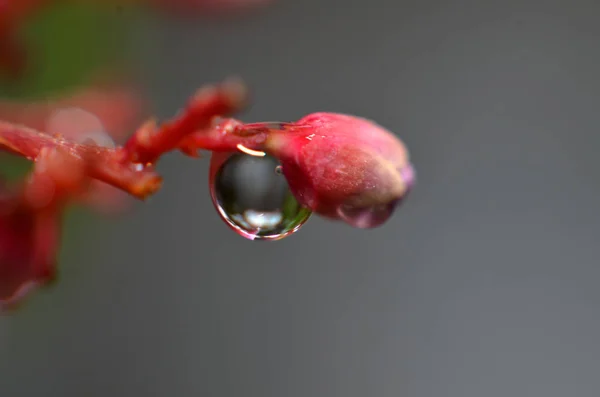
(2, 0, 600, 396)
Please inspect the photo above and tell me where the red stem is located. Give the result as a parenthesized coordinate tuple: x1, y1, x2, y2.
(0, 79, 256, 201)
(120, 78, 247, 164)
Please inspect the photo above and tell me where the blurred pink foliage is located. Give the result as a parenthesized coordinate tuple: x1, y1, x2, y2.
(0, 83, 146, 214)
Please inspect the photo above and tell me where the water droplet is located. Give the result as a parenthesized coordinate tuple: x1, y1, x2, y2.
(337, 200, 400, 229)
(274, 165, 283, 175)
(210, 152, 311, 240)
(337, 163, 415, 229)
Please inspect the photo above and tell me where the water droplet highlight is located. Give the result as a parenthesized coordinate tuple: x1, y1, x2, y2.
(210, 152, 312, 240)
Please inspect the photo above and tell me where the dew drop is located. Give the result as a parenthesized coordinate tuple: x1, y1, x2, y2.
(210, 152, 311, 241)
(336, 200, 400, 229)
(336, 163, 415, 229)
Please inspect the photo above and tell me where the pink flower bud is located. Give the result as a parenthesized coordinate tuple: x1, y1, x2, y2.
(266, 112, 415, 228)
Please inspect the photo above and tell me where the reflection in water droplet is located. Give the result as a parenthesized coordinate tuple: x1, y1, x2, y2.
(210, 153, 312, 241)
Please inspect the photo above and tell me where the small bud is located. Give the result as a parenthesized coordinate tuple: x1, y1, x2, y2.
(267, 113, 415, 228)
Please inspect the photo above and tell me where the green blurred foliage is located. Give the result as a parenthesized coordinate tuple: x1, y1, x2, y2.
(0, 156, 32, 182)
(2, 2, 130, 98)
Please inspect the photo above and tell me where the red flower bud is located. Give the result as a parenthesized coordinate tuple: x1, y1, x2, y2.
(263, 113, 415, 228)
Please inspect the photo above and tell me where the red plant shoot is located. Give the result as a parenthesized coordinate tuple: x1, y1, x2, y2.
(0, 78, 415, 310)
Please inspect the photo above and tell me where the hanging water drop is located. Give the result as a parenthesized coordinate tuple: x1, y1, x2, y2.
(209, 152, 312, 241)
(336, 200, 401, 229)
(336, 163, 415, 228)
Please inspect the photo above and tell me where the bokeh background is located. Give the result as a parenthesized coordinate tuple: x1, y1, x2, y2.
(2, 0, 600, 396)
